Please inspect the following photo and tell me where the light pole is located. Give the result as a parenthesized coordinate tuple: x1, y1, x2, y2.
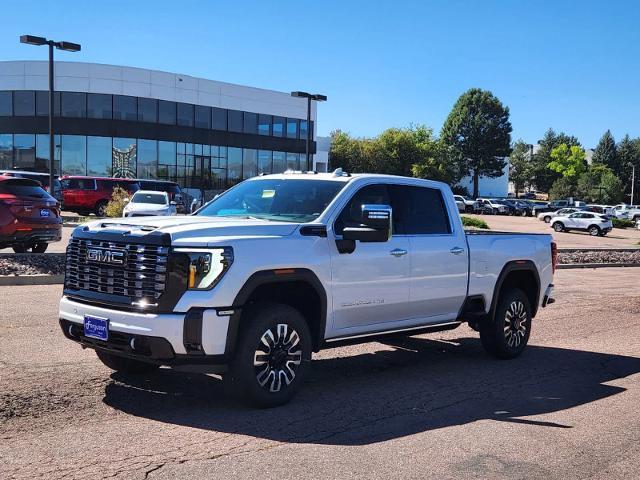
(629, 163, 636, 206)
(20, 35, 81, 195)
(290, 91, 327, 171)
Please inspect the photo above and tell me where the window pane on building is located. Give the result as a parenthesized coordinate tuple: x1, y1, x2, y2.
(299, 120, 308, 140)
(36, 91, 60, 117)
(272, 151, 286, 172)
(177, 103, 194, 127)
(137, 139, 158, 179)
(272, 116, 285, 137)
(87, 93, 112, 119)
(257, 150, 272, 175)
(286, 152, 299, 170)
(0, 134, 13, 169)
(195, 105, 211, 129)
(61, 135, 87, 175)
(287, 119, 299, 139)
(228, 147, 242, 182)
(158, 141, 176, 165)
(35, 134, 61, 173)
(61, 92, 86, 118)
(137, 98, 157, 123)
(0, 91, 12, 116)
(242, 148, 257, 179)
(14, 134, 36, 170)
(113, 95, 137, 121)
(258, 114, 271, 136)
(211, 108, 227, 130)
(243, 112, 257, 134)
(87, 136, 113, 177)
(112, 137, 137, 178)
(14, 91, 35, 116)
(228, 110, 243, 133)
(158, 100, 176, 125)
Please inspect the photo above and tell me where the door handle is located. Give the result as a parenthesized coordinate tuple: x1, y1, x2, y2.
(390, 248, 408, 257)
(450, 247, 465, 255)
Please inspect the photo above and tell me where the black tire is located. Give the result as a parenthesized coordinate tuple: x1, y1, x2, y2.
(95, 350, 160, 374)
(465, 205, 473, 213)
(226, 303, 311, 408)
(480, 288, 532, 359)
(601, 230, 608, 236)
(31, 243, 48, 253)
(12, 245, 27, 253)
(588, 225, 600, 236)
(95, 201, 108, 217)
(544, 216, 552, 223)
(553, 222, 564, 232)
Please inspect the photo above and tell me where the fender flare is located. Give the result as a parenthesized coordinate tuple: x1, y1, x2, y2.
(489, 260, 541, 320)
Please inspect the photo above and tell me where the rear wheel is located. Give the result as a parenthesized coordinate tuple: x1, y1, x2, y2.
(589, 225, 601, 236)
(465, 205, 473, 213)
(95, 201, 108, 217)
(226, 303, 311, 408)
(12, 245, 27, 253)
(95, 350, 160, 374)
(480, 288, 532, 359)
(553, 222, 564, 232)
(544, 216, 552, 223)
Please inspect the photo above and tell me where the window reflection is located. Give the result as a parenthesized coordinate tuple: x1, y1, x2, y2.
(112, 137, 137, 178)
(258, 150, 272, 175)
(137, 139, 157, 179)
(14, 91, 35, 116)
(228, 147, 242, 182)
(61, 92, 86, 118)
(0, 92, 12, 116)
(137, 98, 157, 123)
(87, 94, 112, 119)
(0, 134, 13, 169)
(113, 95, 137, 121)
(61, 135, 87, 175)
(87, 136, 112, 176)
(286, 118, 298, 139)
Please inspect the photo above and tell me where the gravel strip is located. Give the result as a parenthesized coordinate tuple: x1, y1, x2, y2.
(558, 249, 640, 265)
(0, 254, 66, 276)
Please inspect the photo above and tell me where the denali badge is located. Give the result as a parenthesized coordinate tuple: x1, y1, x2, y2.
(86, 247, 126, 266)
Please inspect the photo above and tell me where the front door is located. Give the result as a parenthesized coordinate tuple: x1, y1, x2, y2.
(329, 183, 411, 332)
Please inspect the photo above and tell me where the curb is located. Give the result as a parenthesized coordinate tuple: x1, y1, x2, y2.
(557, 263, 640, 270)
(0, 274, 65, 286)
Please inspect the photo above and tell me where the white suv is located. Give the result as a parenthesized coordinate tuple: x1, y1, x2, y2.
(551, 212, 613, 236)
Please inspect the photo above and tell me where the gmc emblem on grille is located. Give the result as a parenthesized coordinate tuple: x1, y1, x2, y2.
(86, 247, 126, 266)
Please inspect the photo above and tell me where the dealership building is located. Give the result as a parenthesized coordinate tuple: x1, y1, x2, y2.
(0, 61, 320, 191)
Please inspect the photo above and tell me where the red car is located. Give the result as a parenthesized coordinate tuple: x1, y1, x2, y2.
(0, 176, 62, 253)
(60, 176, 140, 216)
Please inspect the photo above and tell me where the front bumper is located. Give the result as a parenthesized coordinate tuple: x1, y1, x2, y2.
(0, 226, 61, 246)
(59, 296, 232, 369)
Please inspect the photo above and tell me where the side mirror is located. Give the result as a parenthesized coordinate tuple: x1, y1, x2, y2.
(342, 204, 392, 242)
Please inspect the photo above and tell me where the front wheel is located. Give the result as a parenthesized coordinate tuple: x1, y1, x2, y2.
(465, 205, 473, 213)
(589, 225, 601, 236)
(553, 222, 564, 232)
(480, 288, 532, 359)
(95, 201, 108, 217)
(95, 350, 160, 374)
(544, 216, 552, 223)
(226, 303, 311, 408)
(12, 245, 27, 253)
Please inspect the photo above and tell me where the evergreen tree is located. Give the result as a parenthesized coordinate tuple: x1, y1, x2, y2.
(592, 130, 619, 174)
(530, 128, 581, 192)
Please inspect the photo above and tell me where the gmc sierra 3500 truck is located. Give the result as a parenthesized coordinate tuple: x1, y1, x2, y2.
(60, 171, 556, 407)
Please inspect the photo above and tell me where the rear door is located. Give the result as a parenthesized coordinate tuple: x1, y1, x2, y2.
(392, 184, 468, 322)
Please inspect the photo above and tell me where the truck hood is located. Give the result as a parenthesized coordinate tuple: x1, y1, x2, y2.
(79, 215, 300, 246)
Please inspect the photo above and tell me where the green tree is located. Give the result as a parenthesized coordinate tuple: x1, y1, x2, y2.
(440, 88, 512, 198)
(617, 134, 640, 203)
(577, 164, 623, 203)
(592, 130, 619, 174)
(509, 140, 533, 197)
(329, 130, 376, 173)
(548, 144, 587, 178)
(548, 177, 578, 200)
(530, 128, 581, 192)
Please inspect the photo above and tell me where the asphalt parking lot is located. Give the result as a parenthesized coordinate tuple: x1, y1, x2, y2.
(1, 267, 639, 479)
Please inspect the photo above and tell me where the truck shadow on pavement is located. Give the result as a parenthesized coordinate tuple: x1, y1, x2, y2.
(103, 337, 640, 445)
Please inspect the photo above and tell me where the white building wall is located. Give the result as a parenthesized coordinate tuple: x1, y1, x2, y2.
(0, 61, 314, 121)
(313, 136, 331, 172)
(457, 159, 510, 197)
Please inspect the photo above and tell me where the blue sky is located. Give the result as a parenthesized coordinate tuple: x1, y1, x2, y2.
(3, 0, 639, 147)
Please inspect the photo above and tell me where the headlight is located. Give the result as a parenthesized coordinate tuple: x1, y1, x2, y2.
(172, 247, 233, 290)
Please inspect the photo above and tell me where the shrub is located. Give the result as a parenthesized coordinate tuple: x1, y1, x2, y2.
(104, 186, 131, 218)
(461, 216, 490, 229)
(612, 218, 635, 229)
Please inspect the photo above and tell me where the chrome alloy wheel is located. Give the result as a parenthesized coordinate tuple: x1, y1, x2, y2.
(504, 300, 528, 349)
(253, 324, 302, 393)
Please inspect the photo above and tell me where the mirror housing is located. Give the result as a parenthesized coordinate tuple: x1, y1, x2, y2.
(342, 204, 392, 242)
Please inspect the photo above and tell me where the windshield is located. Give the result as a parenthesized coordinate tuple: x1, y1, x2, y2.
(0, 179, 49, 198)
(197, 178, 346, 222)
(131, 192, 167, 205)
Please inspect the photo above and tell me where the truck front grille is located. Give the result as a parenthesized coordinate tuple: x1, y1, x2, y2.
(65, 238, 169, 306)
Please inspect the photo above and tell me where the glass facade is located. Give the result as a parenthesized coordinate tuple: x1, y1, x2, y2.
(0, 89, 312, 190)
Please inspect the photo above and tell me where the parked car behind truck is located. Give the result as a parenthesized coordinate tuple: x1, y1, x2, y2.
(59, 171, 556, 407)
(60, 176, 140, 216)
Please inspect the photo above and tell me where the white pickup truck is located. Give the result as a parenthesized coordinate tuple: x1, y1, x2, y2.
(59, 171, 557, 407)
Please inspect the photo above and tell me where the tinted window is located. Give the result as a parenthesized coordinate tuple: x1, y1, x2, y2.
(0, 91, 12, 116)
(211, 107, 227, 130)
(14, 134, 36, 170)
(137, 97, 157, 123)
(87, 136, 112, 177)
(228, 110, 243, 133)
(61, 92, 86, 117)
(61, 135, 87, 176)
(177, 103, 194, 127)
(299, 120, 308, 139)
(286, 118, 298, 139)
(258, 114, 271, 135)
(227, 147, 242, 182)
(14, 90, 35, 116)
(0, 178, 48, 197)
(36, 91, 60, 117)
(62, 178, 95, 190)
(113, 95, 137, 121)
(87, 94, 112, 119)
(402, 186, 451, 234)
(272, 116, 285, 137)
(195, 105, 211, 128)
(272, 151, 286, 172)
(243, 112, 257, 134)
(0, 134, 13, 169)
(242, 148, 257, 179)
(335, 184, 390, 235)
(131, 192, 167, 204)
(158, 100, 176, 125)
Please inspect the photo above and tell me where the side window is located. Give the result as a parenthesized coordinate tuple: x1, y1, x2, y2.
(403, 186, 451, 235)
(334, 184, 390, 236)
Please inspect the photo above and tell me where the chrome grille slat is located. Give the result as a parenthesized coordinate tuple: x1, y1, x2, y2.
(64, 238, 168, 304)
